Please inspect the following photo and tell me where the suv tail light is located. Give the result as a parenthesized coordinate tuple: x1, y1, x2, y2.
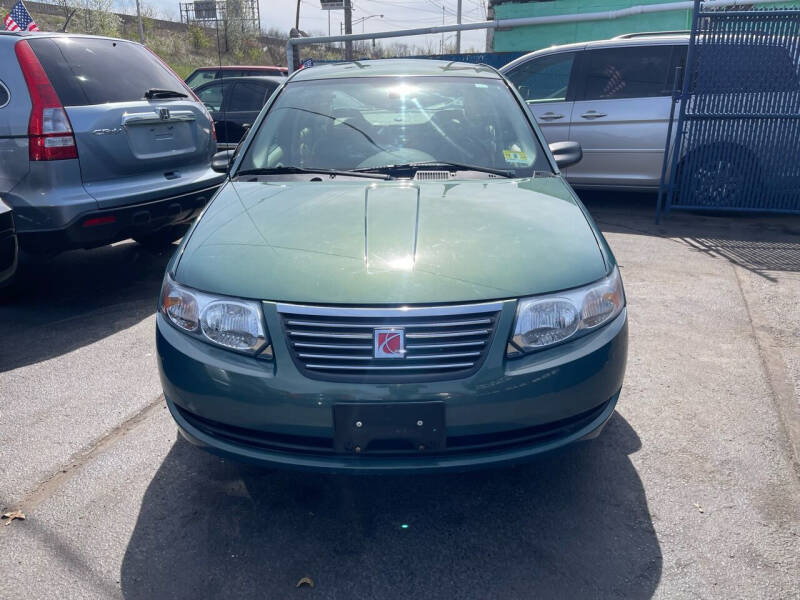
(15, 41, 78, 161)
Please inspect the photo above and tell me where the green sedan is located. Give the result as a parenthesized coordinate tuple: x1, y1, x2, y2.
(157, 59, 628, 472)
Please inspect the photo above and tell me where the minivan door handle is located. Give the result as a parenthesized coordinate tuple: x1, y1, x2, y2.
(580, 111, 607, 120)
(538, 112, 565, 121)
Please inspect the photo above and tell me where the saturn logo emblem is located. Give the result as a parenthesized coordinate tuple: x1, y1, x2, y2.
(374, 329, 405, 359)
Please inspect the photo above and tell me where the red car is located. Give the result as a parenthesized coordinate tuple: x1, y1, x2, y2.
(185, 65, 288, 88)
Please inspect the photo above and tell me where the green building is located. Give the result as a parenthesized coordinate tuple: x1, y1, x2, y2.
(487, 0, 787, 53)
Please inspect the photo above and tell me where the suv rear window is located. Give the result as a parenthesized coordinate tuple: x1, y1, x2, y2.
(186, 69, 218, 88)
(251, 68, 284, 77)
(27, 38, 186, 106)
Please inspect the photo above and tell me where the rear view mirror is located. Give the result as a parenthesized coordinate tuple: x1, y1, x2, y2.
(549, 141, 583, 169)
(211, 149, 235, 173)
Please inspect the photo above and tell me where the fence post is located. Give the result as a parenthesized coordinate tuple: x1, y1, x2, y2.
(657, 65, 683, 223)
(664, 0, 702, 217)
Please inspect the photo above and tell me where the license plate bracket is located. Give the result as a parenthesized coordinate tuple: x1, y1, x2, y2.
(333, 402, 446, 454)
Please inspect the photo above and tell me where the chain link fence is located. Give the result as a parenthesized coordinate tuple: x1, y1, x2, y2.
(660, 1, 800, 217)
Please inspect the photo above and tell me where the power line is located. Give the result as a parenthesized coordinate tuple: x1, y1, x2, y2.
(357, 0, 486, 27)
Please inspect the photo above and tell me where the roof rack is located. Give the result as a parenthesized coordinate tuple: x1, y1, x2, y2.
(613, 30, 690, 39)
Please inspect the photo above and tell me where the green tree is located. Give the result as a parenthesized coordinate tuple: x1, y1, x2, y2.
(188, 24, 212, 50)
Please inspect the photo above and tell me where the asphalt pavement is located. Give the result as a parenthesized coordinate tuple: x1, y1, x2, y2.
(1, 194, 798, 599)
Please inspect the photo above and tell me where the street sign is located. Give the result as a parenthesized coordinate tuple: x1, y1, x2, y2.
(320, 1, 344, 9)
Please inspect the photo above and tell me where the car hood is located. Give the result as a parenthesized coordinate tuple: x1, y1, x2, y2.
(174, 177, 608, 304)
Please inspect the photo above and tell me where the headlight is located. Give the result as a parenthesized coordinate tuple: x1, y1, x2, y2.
(509, 267, 624, 355)
(160, 275, 269, 355)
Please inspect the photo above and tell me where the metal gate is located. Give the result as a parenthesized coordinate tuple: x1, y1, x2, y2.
(659, 1, 800, 218)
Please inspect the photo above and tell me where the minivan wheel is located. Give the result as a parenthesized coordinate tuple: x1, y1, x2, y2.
(133, 225, 189, 250)
(678, 149, 758, 208)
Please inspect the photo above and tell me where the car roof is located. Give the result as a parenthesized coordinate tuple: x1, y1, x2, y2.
(288, 59, 502, 82)
(192, 65, 287, 71)
(195, 75, 285, 88)
(0, 30, 133, 44)
(500, 32, 689, 72)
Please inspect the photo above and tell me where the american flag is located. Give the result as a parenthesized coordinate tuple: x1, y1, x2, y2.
(4, 1, 40, 32)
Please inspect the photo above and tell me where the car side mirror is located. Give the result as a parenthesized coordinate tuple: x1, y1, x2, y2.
(549, 141, 582, 169)
(211, 149, 235, 173)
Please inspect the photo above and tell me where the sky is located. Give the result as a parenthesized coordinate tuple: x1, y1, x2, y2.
(127, 0, 491, 53)
(271, 0, 489, 52)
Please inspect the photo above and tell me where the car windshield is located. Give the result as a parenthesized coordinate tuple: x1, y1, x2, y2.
(237, 76, 551, 177)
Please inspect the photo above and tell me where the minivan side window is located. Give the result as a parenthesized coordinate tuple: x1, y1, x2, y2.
(576, 46, 674, 101)
(506, 52, 576, 103)
(696, 44, 799, 92)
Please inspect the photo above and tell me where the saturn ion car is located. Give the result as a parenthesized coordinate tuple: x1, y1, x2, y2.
(157, 60, 628, 473)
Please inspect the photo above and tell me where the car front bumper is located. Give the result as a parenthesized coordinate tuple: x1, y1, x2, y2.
(157, 306, 628, 473)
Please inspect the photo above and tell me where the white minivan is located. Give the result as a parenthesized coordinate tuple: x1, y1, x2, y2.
(501, 32, 688, 191)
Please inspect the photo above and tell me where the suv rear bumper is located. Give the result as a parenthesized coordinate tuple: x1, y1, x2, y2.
(18, 183, 220, 252)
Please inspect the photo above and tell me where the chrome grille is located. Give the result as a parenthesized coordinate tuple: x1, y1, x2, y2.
(277, 302, 503, 382)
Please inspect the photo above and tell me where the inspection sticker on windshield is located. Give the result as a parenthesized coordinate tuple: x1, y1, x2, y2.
(503, 150, 528, 165)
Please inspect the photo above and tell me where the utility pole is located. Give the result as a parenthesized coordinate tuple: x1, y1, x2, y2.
(295, 0, 301, 30)
(344, 0, 353, 60)
(441, 5, 445, 54)
(455, 0, 462, 53)
(135, 0, 145, 44)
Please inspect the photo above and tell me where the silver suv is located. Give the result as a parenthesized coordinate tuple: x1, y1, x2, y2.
(501, 33, 688, 191)
(0, 32, 224, 255)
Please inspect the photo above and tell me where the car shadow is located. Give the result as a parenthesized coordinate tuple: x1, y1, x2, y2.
(0, 241, 173, 373)
(120, 413, 661, 599)
(579, 190, 800, 278)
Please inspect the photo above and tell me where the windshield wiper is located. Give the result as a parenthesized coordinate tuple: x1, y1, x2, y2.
(355, 161, 517, 178)
(235, 166, 390, 180)
(145, 88, 188, 99)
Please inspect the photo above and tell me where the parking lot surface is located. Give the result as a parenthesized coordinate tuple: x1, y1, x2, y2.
(1, 195, 799, 599)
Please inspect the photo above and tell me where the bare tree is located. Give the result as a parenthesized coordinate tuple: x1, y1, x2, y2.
(54, 0, 78, 31)
(224, 0, 260, 55)
(76, 0, 121, 36)
(52, 0, 120, 35)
